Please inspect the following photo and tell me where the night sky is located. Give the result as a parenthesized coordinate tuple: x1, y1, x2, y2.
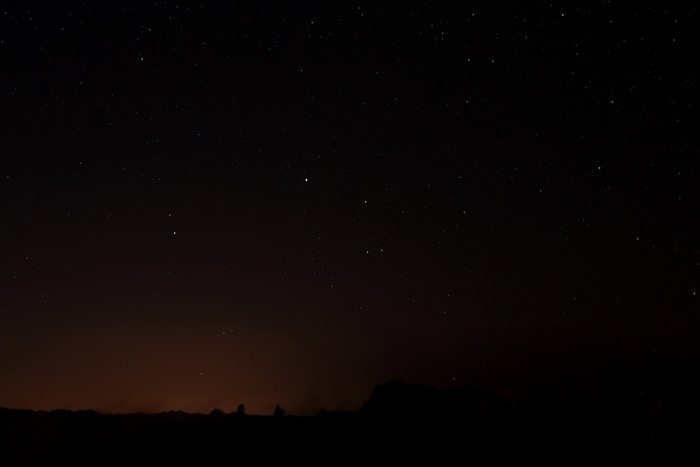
(1, 1, 698, 416)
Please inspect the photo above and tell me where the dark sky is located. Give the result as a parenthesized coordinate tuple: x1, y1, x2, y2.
(1, 1, 698, 415)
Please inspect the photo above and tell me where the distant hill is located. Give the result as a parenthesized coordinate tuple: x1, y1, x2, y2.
(2, 352, 699, 464)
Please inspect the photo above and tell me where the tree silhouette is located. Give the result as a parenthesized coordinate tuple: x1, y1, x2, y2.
(236, 404, 246, 416)
(273, 405, 285, 417)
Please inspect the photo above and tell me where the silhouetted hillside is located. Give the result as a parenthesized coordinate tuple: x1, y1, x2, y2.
(2, 351, 698, 464)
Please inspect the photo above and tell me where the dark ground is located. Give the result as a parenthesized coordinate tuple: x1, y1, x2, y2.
(2, 354, 699, 465)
